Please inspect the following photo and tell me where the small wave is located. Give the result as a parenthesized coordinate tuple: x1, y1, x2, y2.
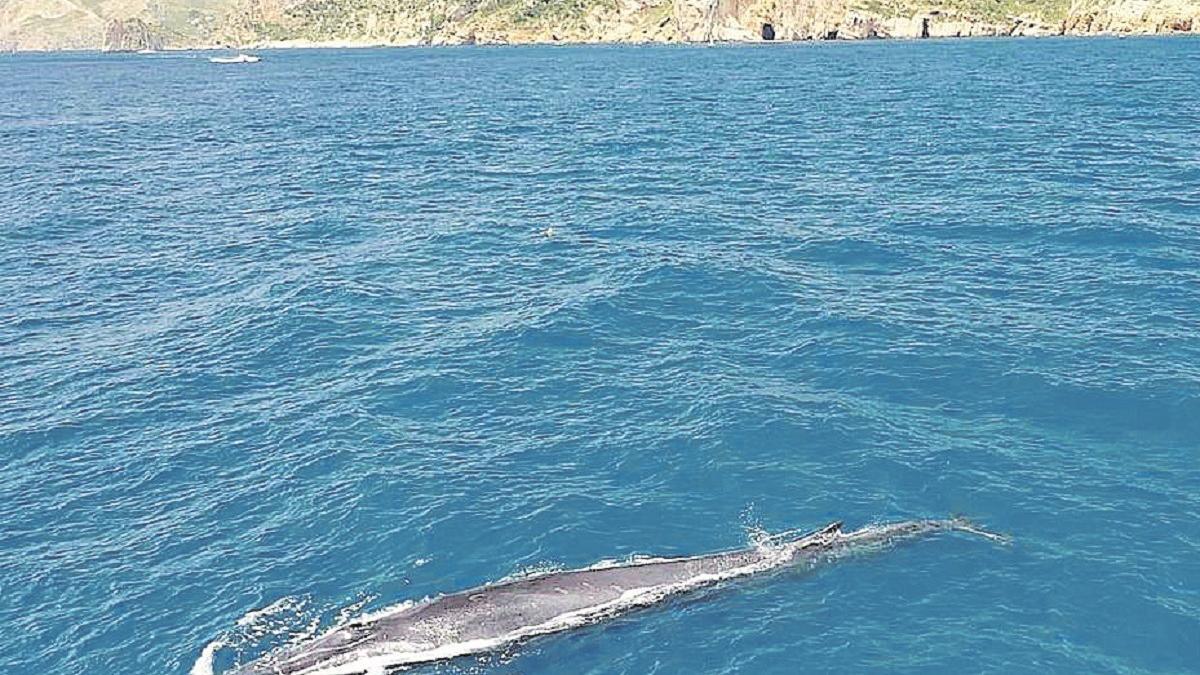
(334, 594, 378, 626)
(577, 554, 679, 571)
(196, 594, 397, 674)
(495, 561, 565, 584)
(189, 637, 224, 675)
(237, 596, 307, 629)
(191, 597, 310, 675)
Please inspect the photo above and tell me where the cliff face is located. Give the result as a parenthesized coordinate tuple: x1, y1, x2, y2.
(1063, 0, 1198, 33)
(688, 0, 1067, 41)
(1, 0, 1198, 50)
(207, 0, 1200, 45)
(102, 17, 164, 51)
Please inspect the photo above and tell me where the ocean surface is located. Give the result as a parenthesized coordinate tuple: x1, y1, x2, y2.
(2, 38, 1199, 675)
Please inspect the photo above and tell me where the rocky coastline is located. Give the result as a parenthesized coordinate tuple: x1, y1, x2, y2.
(1, 0, 1197, 53)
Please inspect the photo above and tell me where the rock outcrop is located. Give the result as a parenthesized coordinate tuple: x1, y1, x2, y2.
(1063, 0, 1200, 33)
(102, 18, 164, 52)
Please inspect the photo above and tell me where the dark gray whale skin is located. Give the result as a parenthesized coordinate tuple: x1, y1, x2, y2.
(227, 518, 999, 675)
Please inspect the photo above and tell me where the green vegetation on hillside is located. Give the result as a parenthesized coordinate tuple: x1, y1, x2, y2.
(857, 0, 1073, 22)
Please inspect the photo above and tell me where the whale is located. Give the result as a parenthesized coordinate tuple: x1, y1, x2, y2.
(208, 518, 1005, 675)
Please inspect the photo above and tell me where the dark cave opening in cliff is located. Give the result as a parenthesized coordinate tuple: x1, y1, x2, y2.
(761, 23, 775, 40)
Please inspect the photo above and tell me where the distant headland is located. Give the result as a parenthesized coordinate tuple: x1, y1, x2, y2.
(2, 0, 1198, 52)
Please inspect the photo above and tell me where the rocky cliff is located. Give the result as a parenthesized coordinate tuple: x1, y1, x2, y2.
(1, 0, 1197, 50)
(102, 17, 164, 51)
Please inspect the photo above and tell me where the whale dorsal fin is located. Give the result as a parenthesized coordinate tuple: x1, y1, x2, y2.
(820, 521, 844, 535)
(792, 521, 844, 549)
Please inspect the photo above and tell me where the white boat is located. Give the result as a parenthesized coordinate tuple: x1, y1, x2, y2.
(209, 53, 260, 64)
(136, 48, 157, 54)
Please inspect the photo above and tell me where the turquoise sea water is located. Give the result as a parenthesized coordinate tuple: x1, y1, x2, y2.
(2, 39, 1199, 674)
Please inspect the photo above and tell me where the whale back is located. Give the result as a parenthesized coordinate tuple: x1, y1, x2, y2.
(224, 519, 1001, 675)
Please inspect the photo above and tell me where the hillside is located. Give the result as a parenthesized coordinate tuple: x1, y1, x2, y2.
(1, 0, 1197, 50)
